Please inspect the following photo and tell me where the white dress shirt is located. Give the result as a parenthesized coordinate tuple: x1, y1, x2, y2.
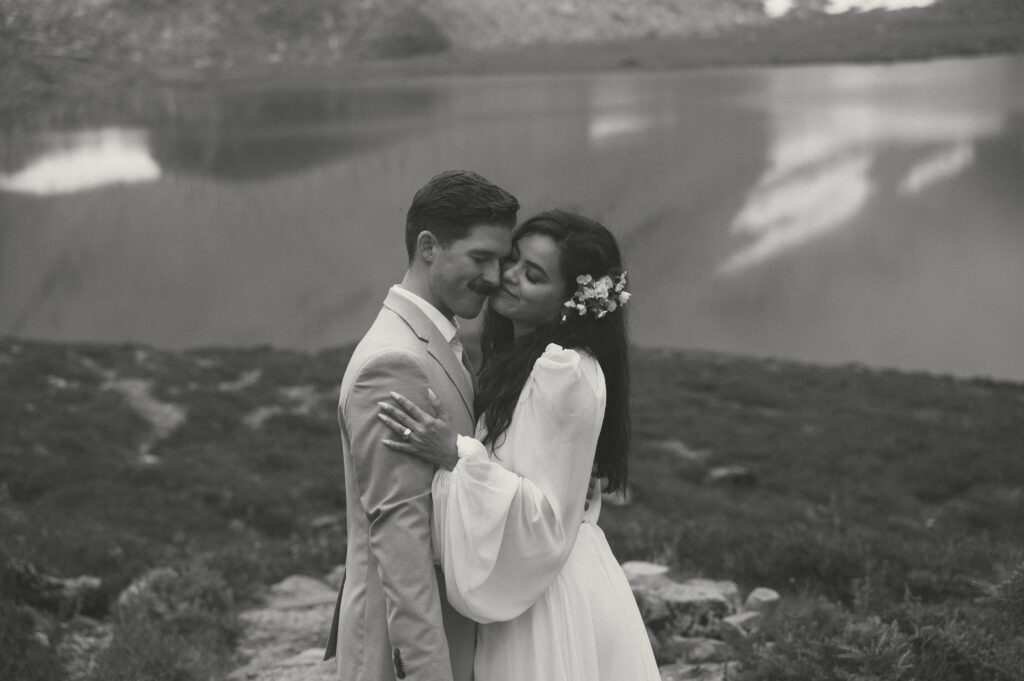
(392, 285, 472, 381)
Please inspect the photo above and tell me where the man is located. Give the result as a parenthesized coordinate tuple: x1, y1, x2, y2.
(324, 170, 519, 681)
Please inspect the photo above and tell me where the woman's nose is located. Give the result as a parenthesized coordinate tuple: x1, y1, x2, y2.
(501, 264, 517, 285)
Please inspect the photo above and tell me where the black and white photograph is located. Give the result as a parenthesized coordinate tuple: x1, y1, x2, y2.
(2, 1, 1022, 680)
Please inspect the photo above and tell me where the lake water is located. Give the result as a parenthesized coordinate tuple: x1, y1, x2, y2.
(1, 55, 1022, 381)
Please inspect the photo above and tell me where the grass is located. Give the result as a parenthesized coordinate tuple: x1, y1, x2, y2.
(1, 336, 1022, 678)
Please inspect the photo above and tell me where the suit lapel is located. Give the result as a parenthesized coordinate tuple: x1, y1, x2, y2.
(383, 289, 474, 421)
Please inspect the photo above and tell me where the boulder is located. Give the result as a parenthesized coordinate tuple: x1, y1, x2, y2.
(744, 586, 781, 624)
(659, 661, 740, 681)
(267, 575, 337, 610)
(635, 578, 741, 638)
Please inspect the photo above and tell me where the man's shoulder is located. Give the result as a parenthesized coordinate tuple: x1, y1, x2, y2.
(344, 309, 427, 377)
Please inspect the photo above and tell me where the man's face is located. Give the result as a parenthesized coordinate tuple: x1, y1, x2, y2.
(428, 223, 512, 319)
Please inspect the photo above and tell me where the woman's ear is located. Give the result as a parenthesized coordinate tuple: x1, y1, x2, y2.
(416, 231, 438, 263)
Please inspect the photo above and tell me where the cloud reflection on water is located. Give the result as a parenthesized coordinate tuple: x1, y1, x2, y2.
(763, 0, 935, 18)
(0, 128, 160, 196)
(586, 76, 676, 149)
(898, 143, 975, 195)
(826, 0, 936, 13)
(719, 96, 1002, 276)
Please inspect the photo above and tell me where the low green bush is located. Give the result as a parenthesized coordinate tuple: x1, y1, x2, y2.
(87, 558, 241, 681)
(738, 567, 1024, 681)
(0, 598, 66, 681)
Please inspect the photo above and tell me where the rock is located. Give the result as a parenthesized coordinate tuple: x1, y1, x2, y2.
(267, 575, 337, 610)
(744, 586, 780, 622)
(622, 561, 670, 581)
(273, 647, 328, 668)
(324, 564, 346, 590)
(647, 439, 712, 465)
(717, 617, 752, 652)
(704, 466, 757, 487)
(228, 573, 339, 680)
(1, 558, 102, 616)
(50, 575, 102, 615)
(663, 636, 737, 664)
(635, 578, 741, 638)
(659, 661, 740, 681)
(644, 439, 712, 482)
(723, 610, 763, 635)
(311, 513, 342, 529)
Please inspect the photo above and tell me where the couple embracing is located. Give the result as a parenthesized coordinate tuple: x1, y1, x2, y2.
(323, 170, 660, 681)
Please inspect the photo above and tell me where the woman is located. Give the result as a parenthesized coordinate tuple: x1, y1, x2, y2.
(377, 210, 660, 680)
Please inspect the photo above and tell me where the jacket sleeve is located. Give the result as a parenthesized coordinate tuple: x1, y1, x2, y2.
(344, 350, 454, 680)
(432, 344, 605, 623)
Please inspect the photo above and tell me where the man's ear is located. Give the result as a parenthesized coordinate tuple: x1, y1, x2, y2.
(416, 231, 439, 263)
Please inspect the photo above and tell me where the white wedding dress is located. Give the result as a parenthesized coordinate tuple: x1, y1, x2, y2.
(432, 344, 661, 681)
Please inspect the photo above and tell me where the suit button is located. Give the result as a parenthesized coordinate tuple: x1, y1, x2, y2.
(393, 648, 406, 678)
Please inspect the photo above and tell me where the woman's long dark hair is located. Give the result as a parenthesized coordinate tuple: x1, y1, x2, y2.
(474, 210, 631, 493)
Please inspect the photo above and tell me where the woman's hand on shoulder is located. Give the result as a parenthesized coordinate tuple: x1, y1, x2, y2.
(378, 389, 459, 470)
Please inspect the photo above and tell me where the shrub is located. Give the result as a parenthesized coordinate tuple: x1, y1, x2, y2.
(116, 562, 238, 648)
(0, 599, 66, 681)
(87, 559, 242, 681)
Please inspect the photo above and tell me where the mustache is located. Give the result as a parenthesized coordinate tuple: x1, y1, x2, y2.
(468, 282, 500, 296)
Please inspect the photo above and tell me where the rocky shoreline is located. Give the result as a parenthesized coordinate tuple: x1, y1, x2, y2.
(2, 0, 1022, 117)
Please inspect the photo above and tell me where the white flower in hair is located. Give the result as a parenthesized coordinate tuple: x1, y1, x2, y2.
(560, 271, 631, 322)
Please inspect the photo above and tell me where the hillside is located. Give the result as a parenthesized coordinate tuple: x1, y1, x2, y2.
(2, 0, 1022, 115)
(2, 336, 1023, 679)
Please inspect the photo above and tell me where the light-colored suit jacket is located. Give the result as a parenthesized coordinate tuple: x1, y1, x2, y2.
(325, 288, 477, 681)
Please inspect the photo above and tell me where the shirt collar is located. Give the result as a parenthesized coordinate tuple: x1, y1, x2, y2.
(391, 285, 459, 343)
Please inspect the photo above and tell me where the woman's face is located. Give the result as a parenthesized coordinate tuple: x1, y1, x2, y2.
(490, 233, 568, 335)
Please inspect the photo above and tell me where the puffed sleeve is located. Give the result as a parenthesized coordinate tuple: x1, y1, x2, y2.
(431, 344, 606, 622)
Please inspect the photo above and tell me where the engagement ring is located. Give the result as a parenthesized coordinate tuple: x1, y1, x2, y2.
(402, 427, 412, 441)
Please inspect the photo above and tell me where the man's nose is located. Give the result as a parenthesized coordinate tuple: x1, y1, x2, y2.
(481, 260, 502, 286)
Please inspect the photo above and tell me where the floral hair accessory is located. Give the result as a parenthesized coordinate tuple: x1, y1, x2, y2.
(560, 271, 631, 322)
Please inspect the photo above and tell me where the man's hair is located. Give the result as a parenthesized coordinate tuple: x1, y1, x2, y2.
(405, 170, 519, 261)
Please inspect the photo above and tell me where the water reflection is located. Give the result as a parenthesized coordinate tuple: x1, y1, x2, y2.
(0, 128, 160, 195)
(1, 56, 1021, 381)
(899, 143, 975, 195)
(719, 66, 1008, 275)
(764, 0, 936, 18)
(587, 77, 677, 147)
(0, 85, 442, 186)
(826, 0, 936, 13)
